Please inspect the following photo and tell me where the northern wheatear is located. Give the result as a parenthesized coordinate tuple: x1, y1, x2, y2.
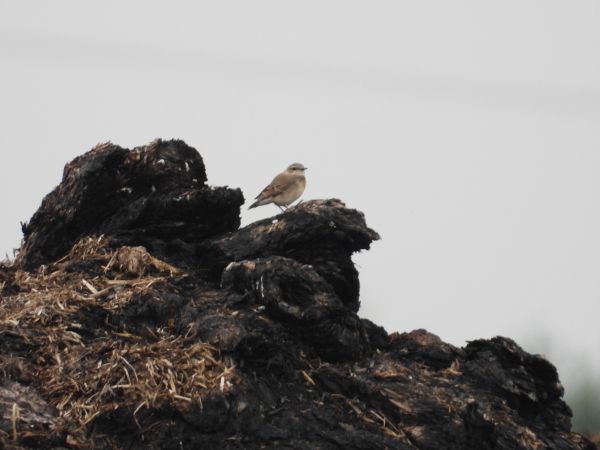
(249, 163, 307, 211)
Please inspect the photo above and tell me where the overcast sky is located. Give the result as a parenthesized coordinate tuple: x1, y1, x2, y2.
(1, 0, 599, 411)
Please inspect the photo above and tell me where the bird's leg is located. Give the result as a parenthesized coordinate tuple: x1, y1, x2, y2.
(277, 205, 286, 213)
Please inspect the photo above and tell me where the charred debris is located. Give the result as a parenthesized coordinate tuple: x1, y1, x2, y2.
(0, 140, 594, 449)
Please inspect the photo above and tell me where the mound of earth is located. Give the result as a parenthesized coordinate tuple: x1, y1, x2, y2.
(0, 140, 594, 449)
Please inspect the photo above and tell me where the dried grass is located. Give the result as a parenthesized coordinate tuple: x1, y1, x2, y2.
(0, 236, 236, 436)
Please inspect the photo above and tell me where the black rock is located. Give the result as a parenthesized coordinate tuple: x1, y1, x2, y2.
(1, 140, 593, 450)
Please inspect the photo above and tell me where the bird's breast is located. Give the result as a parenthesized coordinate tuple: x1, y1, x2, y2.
(274, 177, 306, 206)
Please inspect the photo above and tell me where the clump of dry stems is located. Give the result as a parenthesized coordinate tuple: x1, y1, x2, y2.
(0, 236, 236, 436)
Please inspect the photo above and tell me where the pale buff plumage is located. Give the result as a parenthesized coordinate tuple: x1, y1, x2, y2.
(249, 163, 307, 211)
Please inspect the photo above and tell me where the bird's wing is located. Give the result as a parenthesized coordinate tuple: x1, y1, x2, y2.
(255, 172, 294, 200)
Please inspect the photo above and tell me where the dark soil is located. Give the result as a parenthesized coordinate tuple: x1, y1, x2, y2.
(0, 139, 594, 449)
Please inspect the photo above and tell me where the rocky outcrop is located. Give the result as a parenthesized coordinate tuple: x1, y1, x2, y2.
(0, 140, 594, 449)
(17, 139, 243, 271)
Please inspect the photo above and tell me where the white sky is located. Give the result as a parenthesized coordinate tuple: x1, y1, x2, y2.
(1, 1, 599, 403)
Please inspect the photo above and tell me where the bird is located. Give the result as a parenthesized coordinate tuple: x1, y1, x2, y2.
(249, 162, 307, 211)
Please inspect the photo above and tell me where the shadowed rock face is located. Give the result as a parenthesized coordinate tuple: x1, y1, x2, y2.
(0, 140, 594, 450)
(18, 139, 243, 270)
(199, 198, 379, 312)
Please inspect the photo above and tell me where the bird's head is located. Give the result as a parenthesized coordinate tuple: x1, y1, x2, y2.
(286, 162, 307, 173)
